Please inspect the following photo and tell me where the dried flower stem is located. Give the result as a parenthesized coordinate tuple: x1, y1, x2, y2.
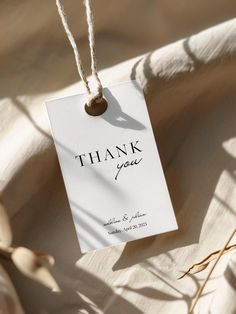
(189, 227, 236, 314)
(178, 243, 236, 279)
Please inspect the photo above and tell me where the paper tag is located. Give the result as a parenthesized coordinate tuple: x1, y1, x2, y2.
(46, 81, 178, 253)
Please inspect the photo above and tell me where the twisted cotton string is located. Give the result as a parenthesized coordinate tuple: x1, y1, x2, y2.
(84, 0, 103, 97)
(56, 0, 103, 106)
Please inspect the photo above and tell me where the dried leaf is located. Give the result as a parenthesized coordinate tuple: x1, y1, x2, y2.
(178, 243, 236, 279)
(0, 201, 12, 247)
(11, 247, 60, 291)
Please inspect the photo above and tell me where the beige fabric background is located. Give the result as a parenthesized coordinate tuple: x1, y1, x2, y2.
(0, 1, 236, 313)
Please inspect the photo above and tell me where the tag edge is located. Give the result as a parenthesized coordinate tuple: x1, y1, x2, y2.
(44, 80, 142, 106)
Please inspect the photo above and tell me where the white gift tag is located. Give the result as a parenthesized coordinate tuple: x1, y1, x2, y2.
(46, 81, 177, 253)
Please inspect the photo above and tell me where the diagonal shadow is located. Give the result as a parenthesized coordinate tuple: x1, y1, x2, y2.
(102, 88, 146, 130)
(113, 38, 236, 272)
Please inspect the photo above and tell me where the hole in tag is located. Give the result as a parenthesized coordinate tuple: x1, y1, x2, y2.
(85, 97, 108, 116)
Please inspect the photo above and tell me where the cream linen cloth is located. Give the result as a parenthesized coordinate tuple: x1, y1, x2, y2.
(1, 1, 236, 313)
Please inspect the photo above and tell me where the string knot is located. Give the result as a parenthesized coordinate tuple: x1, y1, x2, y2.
(85, 87, 107, 116)
(86, 87, 103, 107)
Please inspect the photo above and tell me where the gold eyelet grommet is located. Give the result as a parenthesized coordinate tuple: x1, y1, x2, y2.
(85, 97, 108, 116)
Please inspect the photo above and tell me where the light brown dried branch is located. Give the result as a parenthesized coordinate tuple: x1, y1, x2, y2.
(189, 228, 236, 314)
(178, 243, 236, 279)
